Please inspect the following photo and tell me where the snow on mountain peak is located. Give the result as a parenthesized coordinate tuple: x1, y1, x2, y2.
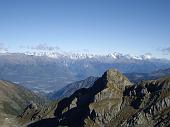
(22, 51, 153, 60)
(142, 53, 152, 59)
(107, 52, 123, 59)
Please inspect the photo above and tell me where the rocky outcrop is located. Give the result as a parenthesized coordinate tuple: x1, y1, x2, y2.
(123, 77, 170, 127)
(17, 100, 58, 126)
(87, 69, 132, 126)
(18, 68, 170, 127)
(0, 80, 46, 127)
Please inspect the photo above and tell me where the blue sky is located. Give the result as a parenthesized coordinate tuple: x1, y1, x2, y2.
(0, 0, 170, 59)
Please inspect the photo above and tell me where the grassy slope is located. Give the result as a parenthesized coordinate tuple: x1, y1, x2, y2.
(0, 80, 46, 127)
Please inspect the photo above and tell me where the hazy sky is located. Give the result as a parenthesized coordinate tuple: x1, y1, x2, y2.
(0, 0, 170, 59)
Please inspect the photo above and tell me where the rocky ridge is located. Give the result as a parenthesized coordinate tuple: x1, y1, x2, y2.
(0, 80, 46, 127)
(18, 68, 170, 127)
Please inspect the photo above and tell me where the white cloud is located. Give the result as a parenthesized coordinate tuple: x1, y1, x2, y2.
(22, 43, 60, 51)
(145, 52, 152, 56)
(0, 43, 8, 52)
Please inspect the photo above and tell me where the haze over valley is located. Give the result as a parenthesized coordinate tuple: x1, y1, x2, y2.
(0, 51, 170, 93)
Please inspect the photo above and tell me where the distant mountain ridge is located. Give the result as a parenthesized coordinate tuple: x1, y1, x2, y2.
(0, 52, 170, 92)
(49, 76, 99, 100)
(126, 68, 170, 83)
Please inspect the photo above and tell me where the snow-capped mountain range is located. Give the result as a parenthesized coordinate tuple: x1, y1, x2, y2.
(23, 51, 153, 60)
(0, 50, 169, 93)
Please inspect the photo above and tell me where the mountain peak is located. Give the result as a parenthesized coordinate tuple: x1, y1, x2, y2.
(101, 68, 132, 90)
(103, 68, 122, 80)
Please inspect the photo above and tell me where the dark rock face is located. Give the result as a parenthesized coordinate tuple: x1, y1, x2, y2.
(19, 69, 170, 127)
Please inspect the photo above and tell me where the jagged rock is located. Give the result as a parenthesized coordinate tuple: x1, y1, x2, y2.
(141, 87, 148, 95)
(18, 69, 170, 127)
(18, 102, 38, 119)
(28, 101, 38, 110)
(69, 98, 77, 109)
